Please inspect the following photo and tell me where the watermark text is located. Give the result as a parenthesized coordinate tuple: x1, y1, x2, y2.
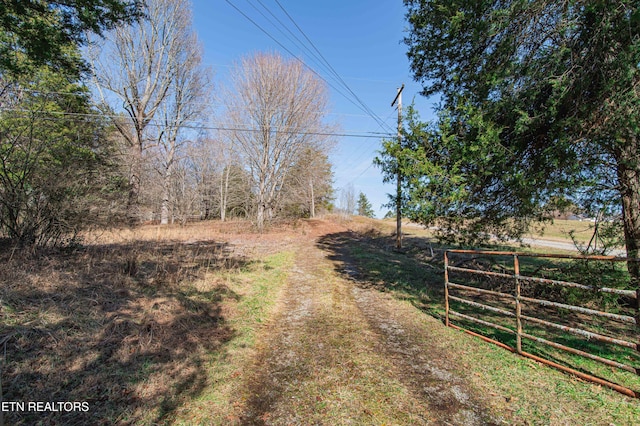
(1, 401, 89, 412)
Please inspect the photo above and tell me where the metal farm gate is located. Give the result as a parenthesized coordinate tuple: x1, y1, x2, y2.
(444, 249, 640, 397)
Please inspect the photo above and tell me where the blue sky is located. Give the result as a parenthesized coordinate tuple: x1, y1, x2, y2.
(191, 0, 436, 217)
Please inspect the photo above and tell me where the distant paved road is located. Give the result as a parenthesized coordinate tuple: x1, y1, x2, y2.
(408, 222, 627, 257)
(520, 237, 626, 257)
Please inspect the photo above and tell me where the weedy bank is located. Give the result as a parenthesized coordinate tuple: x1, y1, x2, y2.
(0, 220, 294, 425)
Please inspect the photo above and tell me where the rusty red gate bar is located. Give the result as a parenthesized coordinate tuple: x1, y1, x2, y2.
(444, 249, 640, 398)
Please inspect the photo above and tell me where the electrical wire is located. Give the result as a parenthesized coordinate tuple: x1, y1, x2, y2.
(223, 0, 367, 122)
(12, 88, 393, 121)
(271, 0, 393, 134)
(4, 87, 399, 123)
(0, 108, 394, 139)
(222, 0, 394, 191)
(347, 108, 397, 166)
(223, 0, 394, 135)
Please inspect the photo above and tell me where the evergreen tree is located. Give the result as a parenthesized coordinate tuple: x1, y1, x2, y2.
(279, 147, 334, 218)
(0, 57, 126, 246)
(400, 0, 640, 279)
(357, 192, 375, 218)
(0, 0, 141, 77)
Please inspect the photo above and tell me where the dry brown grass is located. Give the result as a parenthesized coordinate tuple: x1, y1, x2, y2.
(86, 219, 260, 244)
(527, 218, 604, 244)
(3, 216, 637, 425)
(0, 221, 256, 425)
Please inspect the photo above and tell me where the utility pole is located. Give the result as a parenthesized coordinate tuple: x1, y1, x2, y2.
(391, 83, 404, 249)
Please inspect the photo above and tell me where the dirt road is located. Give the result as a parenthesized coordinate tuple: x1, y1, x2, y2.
(237, 220, 501, 425)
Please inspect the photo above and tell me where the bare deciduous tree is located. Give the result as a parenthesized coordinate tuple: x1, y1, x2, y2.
(339, 183, 357, 219)
(154, 31, 211, 224)
(168, 157, 200, 225)
(188, 136, 252, 222)
(223, 52, 332, 230)
(88, 0, 195, 222)
(188, 137, 219, 220)
(279, 147, 334, 218)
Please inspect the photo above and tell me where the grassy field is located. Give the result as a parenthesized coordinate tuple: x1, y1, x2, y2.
(338, 217, 640, 424)
(377, 217, 615, 248)
(0, 221, 294, 425)
(527, 219, 595, 242)
(0, 217, 638, 425)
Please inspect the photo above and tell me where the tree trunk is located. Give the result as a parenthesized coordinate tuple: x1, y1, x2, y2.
(126, 174, 140, 224)
(160, 152, 174, 225)
(616, 138, 640, 288)
(257, 203, 265, 230)
(256, 174, 267, 231)
(126, 142, 143, 224)
(220, 166, 230, 222)
(160, 177, 170, 225)
(309, 178, 315, 218)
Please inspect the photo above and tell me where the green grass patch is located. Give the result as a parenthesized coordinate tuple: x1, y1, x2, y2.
(445, 249, 639, 392)
(321, 223, 640, 425)
(170, 250, 294, 425)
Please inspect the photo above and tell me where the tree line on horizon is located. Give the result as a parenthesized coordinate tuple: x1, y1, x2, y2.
(6, 0, 635, 284)
(0, 0, 336, 247)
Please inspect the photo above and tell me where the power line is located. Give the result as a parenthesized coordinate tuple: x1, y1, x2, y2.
(262, 0, 397, 190)
(10, 88, 398, 124)
(249, 0, 331, 76)
(1, 108, 394, 139)
(4, 86, 398, 121)
(330, 109, 398, 193)
(347, 108, 397, 166)
(219, 1, 395, 187)
(272, 0, 393, 134)
(223, 0, 393, 135)
(223, 0, 365, 120)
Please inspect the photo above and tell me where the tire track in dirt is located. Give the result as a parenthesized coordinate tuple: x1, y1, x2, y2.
(238, 220, 501, 425)
(239, 257, 319, 424)
(350, 286, 502, 425)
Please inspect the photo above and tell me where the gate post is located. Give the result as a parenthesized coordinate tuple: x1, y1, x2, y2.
(514, 254, 522, 354)
(444, 251, 450, 327)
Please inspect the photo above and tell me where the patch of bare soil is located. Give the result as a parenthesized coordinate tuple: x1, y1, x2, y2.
(237, 219, 502, 425)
